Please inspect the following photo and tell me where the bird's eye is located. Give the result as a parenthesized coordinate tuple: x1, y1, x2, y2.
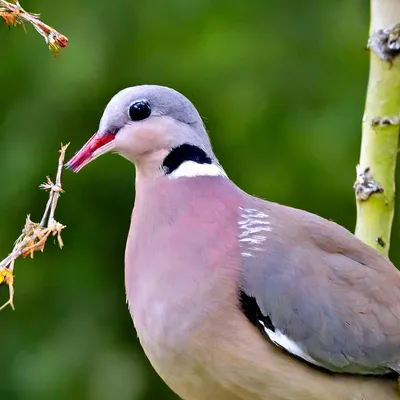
(128, 100, 151, 121)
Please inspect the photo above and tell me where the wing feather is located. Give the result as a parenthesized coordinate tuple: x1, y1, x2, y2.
(239, 200, 400, 375)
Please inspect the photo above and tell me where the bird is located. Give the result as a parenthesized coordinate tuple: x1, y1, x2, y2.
(66, 85, 400, 400)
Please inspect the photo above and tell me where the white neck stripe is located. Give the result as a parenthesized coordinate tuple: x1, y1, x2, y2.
(167, 161, 227, 179)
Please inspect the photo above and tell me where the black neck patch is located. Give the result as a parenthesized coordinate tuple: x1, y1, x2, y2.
(239, 290, 275, 334)
(162, 144, 212, 175)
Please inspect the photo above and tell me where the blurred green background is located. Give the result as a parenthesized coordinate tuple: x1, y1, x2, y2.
(0, 0, 398, 399)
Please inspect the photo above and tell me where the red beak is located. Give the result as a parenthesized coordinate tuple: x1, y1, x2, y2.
(65, 132, 115, 172)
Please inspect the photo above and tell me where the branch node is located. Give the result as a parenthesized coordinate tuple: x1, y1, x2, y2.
(368, 23, 400, 63)
(39, 176, 63, 193)
(354, 165, 384, 201)
(371, 116, 400, 126)
(376, 237, 386, 248)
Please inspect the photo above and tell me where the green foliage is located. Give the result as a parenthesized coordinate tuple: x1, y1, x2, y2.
(0, 0, 395, 399)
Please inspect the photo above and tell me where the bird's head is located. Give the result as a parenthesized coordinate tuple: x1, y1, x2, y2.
(66, 85, 225, 179)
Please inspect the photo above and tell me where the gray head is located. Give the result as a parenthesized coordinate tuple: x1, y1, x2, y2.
(66, 85, 225, 179)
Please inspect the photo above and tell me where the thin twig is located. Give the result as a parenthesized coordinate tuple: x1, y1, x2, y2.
(0, 143, 69, 311)
(0, 0, 68, 56)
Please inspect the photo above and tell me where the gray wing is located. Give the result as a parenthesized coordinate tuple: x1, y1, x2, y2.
(238, 202, 400, 375)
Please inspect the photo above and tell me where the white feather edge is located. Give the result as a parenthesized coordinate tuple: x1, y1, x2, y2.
(260, 321, 321, 367)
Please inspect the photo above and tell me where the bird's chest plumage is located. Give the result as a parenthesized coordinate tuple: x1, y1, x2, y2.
(124, 177, 243, 395)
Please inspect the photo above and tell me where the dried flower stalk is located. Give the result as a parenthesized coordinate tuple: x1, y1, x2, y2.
(0, 143, 69, 311)
(0, 0, 68, 55)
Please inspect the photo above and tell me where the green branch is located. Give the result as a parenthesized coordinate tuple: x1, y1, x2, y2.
(355, 0, 400, 257)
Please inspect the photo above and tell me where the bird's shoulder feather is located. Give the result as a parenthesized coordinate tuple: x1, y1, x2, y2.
(238, 197, 400, 375)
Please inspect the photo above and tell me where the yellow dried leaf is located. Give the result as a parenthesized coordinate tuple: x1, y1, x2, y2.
(0, 270, 14, 285)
